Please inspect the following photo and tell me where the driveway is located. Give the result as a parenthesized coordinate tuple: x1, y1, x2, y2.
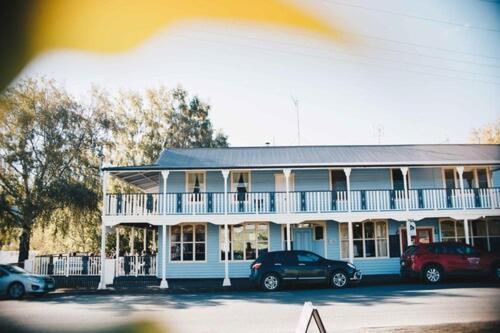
(1, 282, 499, 333)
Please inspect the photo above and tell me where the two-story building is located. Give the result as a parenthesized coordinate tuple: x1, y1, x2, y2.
(98, 144, 500, 289)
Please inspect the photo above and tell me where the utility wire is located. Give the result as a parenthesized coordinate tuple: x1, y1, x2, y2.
(172, 34, 500, 86)
(319, 0, 500, 33)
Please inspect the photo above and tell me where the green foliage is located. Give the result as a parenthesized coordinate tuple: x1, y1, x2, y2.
(0, 78, 228, 257)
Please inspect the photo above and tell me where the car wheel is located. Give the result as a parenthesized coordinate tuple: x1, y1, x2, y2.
(423, 265, 442, 284)
(331, 271, 348, 288)
(261, 273, 280, 291)
(8, 282, 25, 299)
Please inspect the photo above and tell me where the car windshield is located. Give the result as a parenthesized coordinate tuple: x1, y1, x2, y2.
(2, 265, 27, 274)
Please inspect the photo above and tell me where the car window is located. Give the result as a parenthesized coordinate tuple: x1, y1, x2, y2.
(403, 245, 418, 256)
(463, 245, 480, 255)
(0, 268, 6, 277)
(2, 265, 27, 274)
(273, 252, 297, 265)
(297, 252, 321, 263)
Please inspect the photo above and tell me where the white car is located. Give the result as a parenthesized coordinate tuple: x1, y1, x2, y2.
(0, 264, 55, 299)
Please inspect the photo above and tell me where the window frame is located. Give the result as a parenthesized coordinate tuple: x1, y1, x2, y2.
(230, 170, 252, 193)
(219, 222, 270, 262)
(339, 220, 389, 259)
(441, 167, 491, 189)
(169, 223, 207, 263)
(185, 171, 207, 193)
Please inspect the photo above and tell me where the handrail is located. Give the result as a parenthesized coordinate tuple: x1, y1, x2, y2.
(104, 187, 500, 216)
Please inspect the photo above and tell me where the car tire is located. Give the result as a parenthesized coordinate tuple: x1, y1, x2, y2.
(331, 270, 349, 289)
(8, 282, 25, 299)
(261, 273, 281, 291)
(422, 265, 443, 284)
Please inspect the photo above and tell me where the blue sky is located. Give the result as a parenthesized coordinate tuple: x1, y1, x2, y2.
(17, 0, 500, 146)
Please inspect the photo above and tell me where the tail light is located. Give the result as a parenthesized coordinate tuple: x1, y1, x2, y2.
(252, 263, 262, 270)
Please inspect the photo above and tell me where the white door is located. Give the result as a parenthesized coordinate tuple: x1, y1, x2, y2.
(275, 173, 295, 212)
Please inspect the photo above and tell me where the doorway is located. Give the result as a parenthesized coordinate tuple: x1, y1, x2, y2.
(293, 228, 313, 252)
(401, 227, 434, 253)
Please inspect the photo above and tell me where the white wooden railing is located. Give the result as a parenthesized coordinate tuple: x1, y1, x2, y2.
(29, 255, 157, 276)
(104, 188, 500, 216)
(116, 255, 157, 276)
(30, 256, 102, 276)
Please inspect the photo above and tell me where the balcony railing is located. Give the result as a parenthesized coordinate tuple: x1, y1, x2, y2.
(104, 188, 500, 216)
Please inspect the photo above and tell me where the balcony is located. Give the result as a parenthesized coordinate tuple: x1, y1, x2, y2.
(103, 187, 500, 217)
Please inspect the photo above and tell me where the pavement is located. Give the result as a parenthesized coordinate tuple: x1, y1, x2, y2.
(1, 281, 499, 333)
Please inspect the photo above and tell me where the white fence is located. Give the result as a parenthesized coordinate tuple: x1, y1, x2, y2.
(28, 255, 157, 277)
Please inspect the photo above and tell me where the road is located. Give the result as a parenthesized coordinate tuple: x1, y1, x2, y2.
(1, 283, 499, 333)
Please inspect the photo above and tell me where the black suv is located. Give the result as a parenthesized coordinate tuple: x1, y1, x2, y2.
(249, 250, 362, 291)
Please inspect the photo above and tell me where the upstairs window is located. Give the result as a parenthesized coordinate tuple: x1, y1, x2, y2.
(186, 172, 205, 198)
(391, 169, 407, 190)
(231, 171, 250, 201)
(444, 169, 457, 189)
(331, 170, 347, 191)
(443, 168, 489, 189)
(477, 169, 489, 188)
(462, 171, 474, 189)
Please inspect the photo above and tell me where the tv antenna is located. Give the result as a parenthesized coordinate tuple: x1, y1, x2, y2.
(291, 96, 301, 145)
(374, 124, 384, 145)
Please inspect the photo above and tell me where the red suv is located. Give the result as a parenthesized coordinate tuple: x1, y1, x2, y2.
(400, 242, 500, 284)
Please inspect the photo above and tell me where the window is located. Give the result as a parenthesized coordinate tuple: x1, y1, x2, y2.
(314, 226, 324, 240)
(340, 221, 389, 258)
(477, 169, 489, 188)
(170, 224, 206, 261)
(440, 218, 500, 252)
(220, 223, 269, 260)
(462, 171, 474, 189)
(331, 170, 347, 191)
(297, 252, 321, 263)
(186, 172, 205, 201)
(391, 169, 407, 190)
(444, 169, 456, 189)
(440, 220, 465, 243)
(231, 171, 250, 201)
(273, 252, 297, 265)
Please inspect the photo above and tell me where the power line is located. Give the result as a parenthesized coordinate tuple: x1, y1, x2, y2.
(171, 34, 500, 86)
(319, 0, 500, 33)
(178, 31, 500, 80)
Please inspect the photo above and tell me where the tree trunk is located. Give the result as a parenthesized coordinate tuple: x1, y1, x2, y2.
(17, 224, 31, 265)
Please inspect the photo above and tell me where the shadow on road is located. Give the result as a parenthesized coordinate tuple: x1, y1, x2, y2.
(7, 281, 498, 315)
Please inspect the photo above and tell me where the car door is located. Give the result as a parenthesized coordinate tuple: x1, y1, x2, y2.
(272, 252, 299, 282)
(461, 245, 483, 274)
(296, 251, 328, 283)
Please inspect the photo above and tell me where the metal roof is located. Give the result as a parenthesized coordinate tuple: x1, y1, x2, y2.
(106, 144, 500, 171)
(105, 144, 500, 190)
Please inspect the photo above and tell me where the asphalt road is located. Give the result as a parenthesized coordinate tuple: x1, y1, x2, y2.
(1, 282, 499, 333)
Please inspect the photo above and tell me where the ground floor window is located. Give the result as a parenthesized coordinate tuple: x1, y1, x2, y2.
(340, 220, 389, 259)
(170, 224, 206, 261)
(440, 220, 465, 243)
(220, 223, 269, 261)
(439, 218, 500, 253)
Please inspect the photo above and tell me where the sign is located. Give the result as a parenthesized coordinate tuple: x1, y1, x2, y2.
(295, 302, 327, 333)
(408, 220, 417, 237)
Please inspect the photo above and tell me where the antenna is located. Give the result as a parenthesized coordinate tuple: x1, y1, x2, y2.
(291, 95, 301, 145)
(374, 124, 384, 144)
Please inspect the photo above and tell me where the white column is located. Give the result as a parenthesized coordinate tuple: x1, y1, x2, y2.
(456, 166, 470, 244)
(344, 168, 354, 264)
(405, 220, 413, 247)
(152, 229, 157, 252)
(160, 224, 168, 288)
(457, 166, 466, 210)
(130, 227, 135, 255)
(98, 171, 109, 290)
(463, 218, 470, 245)
(115, 227, 120, 277)
(401, 167, 412, 247)
(161, 170, 169, 215)
(284, 168, 292, 251)
(143, 228, 147, 253)
(222, 170, 231, 286)
(98, 223, 107, 289)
